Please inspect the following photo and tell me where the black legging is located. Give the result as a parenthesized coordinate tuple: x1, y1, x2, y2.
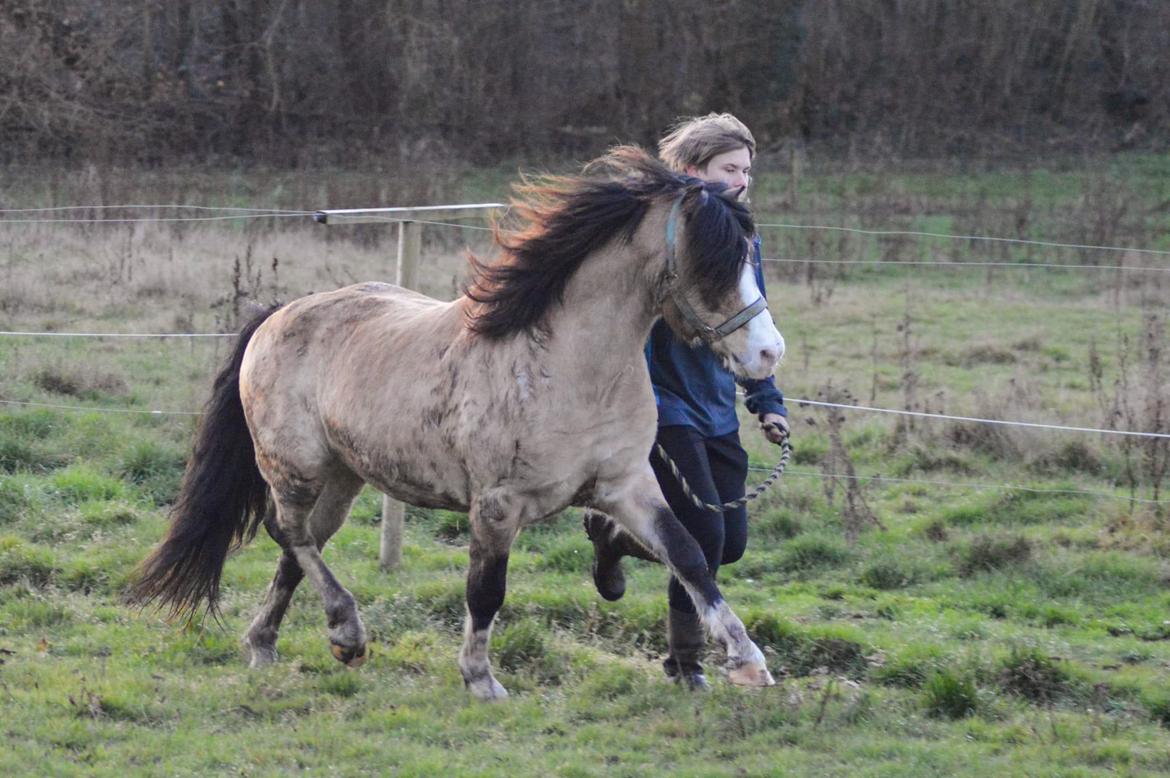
(650, 425, 749, 614)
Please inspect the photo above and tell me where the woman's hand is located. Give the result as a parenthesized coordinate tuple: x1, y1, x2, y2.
(760, 413, 789, 444)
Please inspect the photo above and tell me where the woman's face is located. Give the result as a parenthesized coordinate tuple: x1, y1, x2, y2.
(686, 146, 752, 194)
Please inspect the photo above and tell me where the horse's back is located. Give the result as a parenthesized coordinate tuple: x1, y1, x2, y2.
(274, 281, 446, 330)
(238, 282, 476, 507)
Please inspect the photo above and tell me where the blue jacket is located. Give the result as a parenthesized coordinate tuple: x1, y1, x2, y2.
(645, 239, 786, 437)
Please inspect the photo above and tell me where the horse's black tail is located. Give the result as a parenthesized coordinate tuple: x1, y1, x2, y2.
(127, 305, 282, 621)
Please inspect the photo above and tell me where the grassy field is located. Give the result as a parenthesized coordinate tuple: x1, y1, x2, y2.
(1, 156, 1169, 776)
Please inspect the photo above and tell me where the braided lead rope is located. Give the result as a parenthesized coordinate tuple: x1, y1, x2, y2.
(654, 436, 791, 513)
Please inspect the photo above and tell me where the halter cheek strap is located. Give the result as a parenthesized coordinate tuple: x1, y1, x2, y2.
(661, 193, 768, 344)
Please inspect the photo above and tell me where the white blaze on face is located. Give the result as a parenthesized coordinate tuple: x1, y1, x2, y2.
(738, 261, 784, 378)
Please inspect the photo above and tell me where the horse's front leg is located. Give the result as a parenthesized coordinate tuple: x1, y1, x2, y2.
(595, 467, 775, 687)
(459, 490, 520, 701)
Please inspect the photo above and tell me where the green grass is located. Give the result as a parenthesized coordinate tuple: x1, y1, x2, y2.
(1, 157, 1169, 774)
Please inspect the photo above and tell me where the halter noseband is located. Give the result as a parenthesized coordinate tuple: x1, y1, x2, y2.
(659, 193, 769, 344)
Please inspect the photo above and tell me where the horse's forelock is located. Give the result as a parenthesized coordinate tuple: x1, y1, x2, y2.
(680, 184, 755, 310)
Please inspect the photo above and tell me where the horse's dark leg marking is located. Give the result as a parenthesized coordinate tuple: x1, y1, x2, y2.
(459, 492, 518, 700)
(649, 506, 722, 609)
(242, 479, 358, 668)
(596, 472, 774, 687)
(243, 549, 304, 667)
(461, 547, 510, 700)
(260, 475, 368, 668)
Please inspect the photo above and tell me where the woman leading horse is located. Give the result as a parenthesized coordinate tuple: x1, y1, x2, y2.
(586, 114, 788, 690)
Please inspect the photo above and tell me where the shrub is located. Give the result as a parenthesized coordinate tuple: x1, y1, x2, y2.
(860, 560, 913, 590)
(33, 367, 83, 396)
(894, 444, 976, 475)
(997, 647, 1070, 703)
(1027, 440, 1103, 476)
(0, 438, 37, 473)
(32, 366, 128, 400)
(923, 669, 978, 719)
(921, 518, 949, 542)
(945, 421, 1020, 461)
(957, 534, 1033, 576)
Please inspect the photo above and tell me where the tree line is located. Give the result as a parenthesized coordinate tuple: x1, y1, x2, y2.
(1, 0, 1165, 165)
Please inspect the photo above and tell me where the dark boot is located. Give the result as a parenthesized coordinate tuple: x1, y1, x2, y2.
(583, 511, 658, 602)
(663, 607, 709, 691)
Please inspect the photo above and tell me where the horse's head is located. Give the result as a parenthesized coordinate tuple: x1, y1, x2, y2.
(465, 145, 783, 378)
(654, 183, 784, 380)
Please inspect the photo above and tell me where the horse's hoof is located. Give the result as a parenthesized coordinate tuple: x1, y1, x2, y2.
(727, 662, 776, 687)
(246, 645, 278, 668)
(592, 557, 626, 602)
(331, 642, 369, 668)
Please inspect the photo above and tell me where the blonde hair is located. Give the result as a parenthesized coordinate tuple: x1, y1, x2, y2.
(657, 113, 756, 173)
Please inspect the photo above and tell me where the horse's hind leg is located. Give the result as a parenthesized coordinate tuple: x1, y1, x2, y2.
(242, 512, 303, 666)
(459, 491, 520, 701)
(595, 467, 774, 687)
(246, 472, 367, 668)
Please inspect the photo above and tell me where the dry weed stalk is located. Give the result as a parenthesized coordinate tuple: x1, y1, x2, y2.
(812, 383, 884, 544)
(1139, 314, 1168, 505)
(1092, 314, 1168, 509)
(803, 230, 839, 306)
(892, 288, 920, 447)
(210, 241, 286, 332)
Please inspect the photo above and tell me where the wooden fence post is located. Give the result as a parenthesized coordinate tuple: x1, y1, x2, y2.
(379, 219, 422, 569)
(396, 220, 422, 289)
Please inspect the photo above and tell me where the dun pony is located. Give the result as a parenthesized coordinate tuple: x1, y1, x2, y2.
(129, 146, 785, 699)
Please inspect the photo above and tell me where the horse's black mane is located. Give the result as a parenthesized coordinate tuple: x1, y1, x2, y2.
(465, 146, 755, 339)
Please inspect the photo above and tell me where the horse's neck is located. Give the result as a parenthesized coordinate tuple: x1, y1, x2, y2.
(544, 240, 659, 373)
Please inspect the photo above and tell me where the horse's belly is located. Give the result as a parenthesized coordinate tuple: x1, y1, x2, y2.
(323, 419, 471, 511)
